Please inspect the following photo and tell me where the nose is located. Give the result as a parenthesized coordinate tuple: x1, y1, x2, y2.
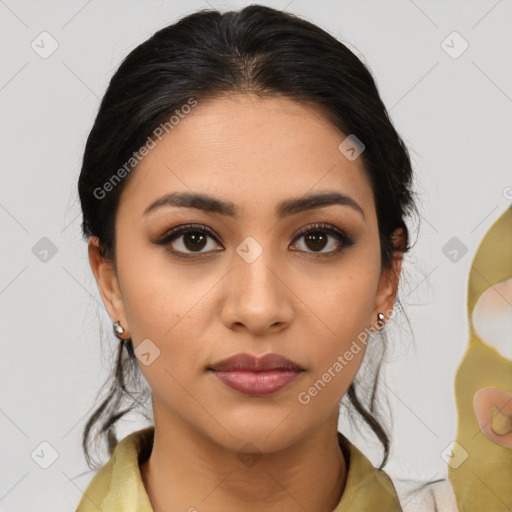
(220, 247, 294, 336)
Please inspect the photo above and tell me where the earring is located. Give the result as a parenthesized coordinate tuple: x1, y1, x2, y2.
(376, 312, 385, 329)
(113, 320, 126, 339)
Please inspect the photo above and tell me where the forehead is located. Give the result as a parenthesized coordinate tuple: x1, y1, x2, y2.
(118, 93, 375, 219)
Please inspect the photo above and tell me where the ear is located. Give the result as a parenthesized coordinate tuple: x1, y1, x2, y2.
(372, 227, 406, 328)
(88, 236, 129, 334)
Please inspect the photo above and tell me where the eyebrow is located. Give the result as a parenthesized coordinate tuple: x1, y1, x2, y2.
(143, 191, 365, 220)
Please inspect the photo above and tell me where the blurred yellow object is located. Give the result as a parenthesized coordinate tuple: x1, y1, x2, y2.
(449, 205, 512, 511)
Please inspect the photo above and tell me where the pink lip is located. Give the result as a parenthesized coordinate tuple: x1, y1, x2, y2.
(208, 352, 305, 397)
(211, 369, 303, 396)
(209, 352, 304, 372)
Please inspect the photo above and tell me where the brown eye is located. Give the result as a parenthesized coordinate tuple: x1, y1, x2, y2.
(181, 232, 209, 251)
(290, 223, 354, 256)
(303, 232, 329, 252)
(156, 224, 223, 257)
(155, 222, 354, 259)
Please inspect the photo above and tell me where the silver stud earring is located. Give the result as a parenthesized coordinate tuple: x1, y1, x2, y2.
(113, 320, 126, 339)
(376, 312, 385, 329)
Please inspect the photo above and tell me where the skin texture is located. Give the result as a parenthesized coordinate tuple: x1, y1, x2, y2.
(88, 93, 405, 512)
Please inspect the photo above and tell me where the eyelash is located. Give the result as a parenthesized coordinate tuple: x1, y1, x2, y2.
(155, 222, 355, 259)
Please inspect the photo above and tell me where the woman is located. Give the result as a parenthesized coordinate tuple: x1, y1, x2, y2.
(75, 5, 454, 511)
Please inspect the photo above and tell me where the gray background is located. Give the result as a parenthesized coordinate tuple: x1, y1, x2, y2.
(1, 0, 511, 510)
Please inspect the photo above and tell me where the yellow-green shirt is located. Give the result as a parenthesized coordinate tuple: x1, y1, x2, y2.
(75, 426, 403, 511)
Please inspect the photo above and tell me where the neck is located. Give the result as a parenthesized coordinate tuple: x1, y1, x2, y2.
(140, 410, 347, 512)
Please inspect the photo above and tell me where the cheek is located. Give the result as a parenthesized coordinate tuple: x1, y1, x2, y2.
(116, 240, 215, 337)
(114, 246, 217, 387)
(293, 264, 379, 407)
(312, 255, 380, 341)
(117, 258, 210, 404)
(321, 273, 376, 324)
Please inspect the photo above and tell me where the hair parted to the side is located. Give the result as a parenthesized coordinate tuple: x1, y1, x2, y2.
(78, 4, 418, 471)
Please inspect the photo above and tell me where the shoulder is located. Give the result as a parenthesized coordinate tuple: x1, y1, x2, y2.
(392, 477, 460, 512)
(75, 426, 155, 511)
(336, 432, 460, 512)
(335, 433, 402, 511)
(62, 471, 99, 511)
(11, 469, 97, 512)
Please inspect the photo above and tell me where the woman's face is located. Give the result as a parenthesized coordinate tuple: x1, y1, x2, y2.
(89, 93, 402, 452)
